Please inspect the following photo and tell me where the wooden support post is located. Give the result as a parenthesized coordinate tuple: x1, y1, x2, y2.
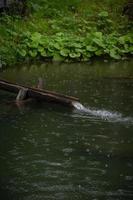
(16, 88, 28, 101)
(37, 77, 44, 89)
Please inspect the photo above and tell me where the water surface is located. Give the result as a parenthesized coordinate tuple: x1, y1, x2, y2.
(0, 60, 133, 200)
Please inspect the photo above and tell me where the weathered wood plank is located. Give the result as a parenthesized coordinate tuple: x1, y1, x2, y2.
(0, 79, 79, 107)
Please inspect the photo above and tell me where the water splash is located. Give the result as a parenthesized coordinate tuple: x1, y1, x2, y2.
(72, 102, 85, 111)
(72, 101, 133, 123)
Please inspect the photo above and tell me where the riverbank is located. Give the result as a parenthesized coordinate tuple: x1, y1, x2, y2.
(0, 0, 133, 67)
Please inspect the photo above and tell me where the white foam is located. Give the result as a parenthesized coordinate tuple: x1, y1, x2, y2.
(72, 102, 133, 123)
(72, 102, 85, 110)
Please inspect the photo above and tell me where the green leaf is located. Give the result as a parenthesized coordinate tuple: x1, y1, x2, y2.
(29, 50, 37, 57)
(31, 41, 39, 48)
(98, 11, 109, 17)
(31, 32, 42, 42)
(22, 31, 31, 38)
(71, 43, 83, 48)
(82, 54, 91, 61)
(39, 37, 49, 46)
(69, 52, 81, 58)
(86, 46, 97, 52)
(94, 32, 103, 38)
(93, 38, 105, 47)
(38, 46, 46, 57)
(95, 49, 103, 56)
(55, 32, 64, 37)
(53, 43, 61, 50)
(53, 53, 64, 61)
(109, 49, 121, 59)
(40, 49, 47, 57)
(38, 46, 45, 53)
(48, 46, 54, 52)
(60, 49, 70, 57)
(128, 46, 133, 52)
(46, 51, 53, 57)
(18, 49, 27, 57)
(75, 48, 83, 53)
(119, 36, 126, 45)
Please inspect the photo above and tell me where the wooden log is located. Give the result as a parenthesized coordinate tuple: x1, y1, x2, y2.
(0, 79, 79, 107)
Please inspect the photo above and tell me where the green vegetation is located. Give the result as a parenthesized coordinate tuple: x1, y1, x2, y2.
(0, 0, 133, 67)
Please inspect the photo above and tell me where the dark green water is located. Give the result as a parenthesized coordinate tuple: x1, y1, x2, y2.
(0, 60, 133, 200)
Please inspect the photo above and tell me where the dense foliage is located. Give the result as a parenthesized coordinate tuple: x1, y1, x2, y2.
(0, 0, 133, 66)
(17, 30, 132, 62)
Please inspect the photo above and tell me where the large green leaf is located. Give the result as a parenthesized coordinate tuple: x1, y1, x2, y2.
(48, 46, 54, 52)
(29, 50, 38, 57)
(71, 43, 83, 48)
(18, 49, 27, 57)
(82, 52, 91, 61)
(31, 32, 42, 42)
(39, 37, 49, 46)
(98, 11, 109, 17)
(38, 46, 45, 53)
(53, 43, 61, 50)
(95, 49, 103, 56)
(38, 47, 47, 57)
(128, 46, 133, 52)
(109, 49, 121, 59)
(31, 41, 39, 48)
(94, 32, 103, 38)
(60, 49, 70, 57)
(75, 48, 83, 53)
(86, 45, 97, 52)
(40, 50, 47, 57)
(93, 38, 105, 48)
(69, 52, 81, 58)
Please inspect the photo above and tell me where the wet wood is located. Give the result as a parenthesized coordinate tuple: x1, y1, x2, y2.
(16, 88, 28, 101)
(0, 79, 79, 107)
(37, 77, 44, 89)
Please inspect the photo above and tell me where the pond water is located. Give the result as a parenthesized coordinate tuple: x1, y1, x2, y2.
(0, 60, 133, 200)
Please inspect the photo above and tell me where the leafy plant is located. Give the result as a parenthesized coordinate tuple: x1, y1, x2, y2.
(15, 30, 133, 62)
(97, 11, 114, 33)
(0, 0, 132, 66)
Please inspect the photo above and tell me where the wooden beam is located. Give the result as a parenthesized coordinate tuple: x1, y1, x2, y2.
(0, 79, 79, 107)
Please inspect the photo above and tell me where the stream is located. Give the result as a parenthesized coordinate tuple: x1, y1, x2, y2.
(0, 60, 133, 200)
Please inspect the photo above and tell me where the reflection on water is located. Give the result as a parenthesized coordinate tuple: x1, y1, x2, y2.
(0, 60, 133, 200)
